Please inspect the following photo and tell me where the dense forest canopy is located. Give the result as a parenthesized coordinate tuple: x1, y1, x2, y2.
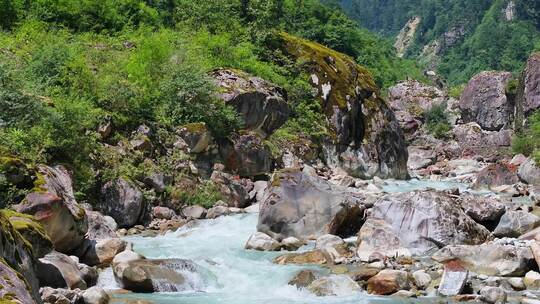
(340, 0, 540, 84)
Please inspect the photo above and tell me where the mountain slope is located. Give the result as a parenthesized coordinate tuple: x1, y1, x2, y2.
(340, 0, 540, 84)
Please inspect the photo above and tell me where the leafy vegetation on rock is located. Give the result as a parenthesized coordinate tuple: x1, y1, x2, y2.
(424, 103, 451, 139)
(513, 110, 540, 164)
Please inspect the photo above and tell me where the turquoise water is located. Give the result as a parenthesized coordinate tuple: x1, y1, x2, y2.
(106, 179, 477, 304)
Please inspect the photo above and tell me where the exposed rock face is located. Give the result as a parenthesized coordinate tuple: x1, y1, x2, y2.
(257, 168, 372, 240)
(289, 270, 316, 288)
(388, 80, 445, 115)
(275, 32, 408, 179)
(218, 132, 273, 177)
(210, 169, 249, 208)
(0, 211, 42, 303)
(15, 165, 87, 253)
(459, 71, 513, 131)
(366, 190, 490, 255)
(394, 16, 421, 58)
(113, 258, 201, 293)
(100, 178, 144, 228)
(40, 287, 83, 304)
(212, 69, 290, 138)
(521, 53, 540, 116)
(432, 240, 535, 276)
(274, 250, 327, 265)
(474, 163, 519, 188)
(78, 238, 127, 267)
(519, 158, 540, 185)
(453, 122, 513, 149)
(407, 146, 436, 170)
(2, 210, 53, 258)
(82, 286, 110, 304)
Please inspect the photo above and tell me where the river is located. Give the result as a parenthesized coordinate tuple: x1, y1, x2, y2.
(102, 179, 504, 304)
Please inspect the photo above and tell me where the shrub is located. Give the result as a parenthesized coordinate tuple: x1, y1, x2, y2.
(171, 181, 223, 208)
(513, 110, 540, 164)
(449, 84, 465, 99)
(424, 102, 451, 139)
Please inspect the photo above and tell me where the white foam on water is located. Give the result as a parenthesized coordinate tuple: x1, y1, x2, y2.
(113, 179, 470, 303)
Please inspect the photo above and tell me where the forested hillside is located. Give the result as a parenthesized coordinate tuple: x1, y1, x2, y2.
(0, 0, 422, 203)
(341, 0, 540, 84)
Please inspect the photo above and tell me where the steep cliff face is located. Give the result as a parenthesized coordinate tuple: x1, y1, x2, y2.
(272, 32, 408, 179)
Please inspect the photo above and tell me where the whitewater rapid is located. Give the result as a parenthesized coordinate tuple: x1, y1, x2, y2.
(105, 179, 499, 304)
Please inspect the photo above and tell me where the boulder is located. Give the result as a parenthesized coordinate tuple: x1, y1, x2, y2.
(2, 210, 53, 258)
(459, 71, 513, 131)
(412, 270, 432, 290)
(432, 240, 535, 276)
(474, 163, 519, 189)
(181, 205, 206, 219)
(493, 210, 540, 238)
(85, 210, 117, 240)
(438, 260, 468, 297)
(388, 80, 445, 116)
(407, 146, 436, 170)
(257, 168, 372, 240)
(37, 251, 87, 289)
(40, 287, 83, 304)
(459, 194, 505, 226)
(480, 286, 507, 304)
(521, 52, 540, 116)
(366, 190, 490, 255)
(218, 132, 273, 177)
(100, 178, 144, 228)
(82, 286, 110, 304)
(245, 232, 281, 251)
(212, 69, 290, 138)
(15, 165, 88, 253)
(78, 238, 127, 267)
(143, 173, 170, 193)
(210, 169, 249, 208)
(274, 250, 327, 265)
(307, 275, 361, 296)
(0, 211, 42, 303)
(177, 123, 212, 153)
(519, 158, 540, 185)
(274, 32, 408, 179)
(356, 218, 411, 262)
(151, 206, 176, 220)
(289, 270, 316, 288)
(367, 269, 409, 295)
(0, 261, 38, 304)
(314, 234, 345, 250)
(281, 237, 304, 251)
(524, 271, 540, 289)
(206, 205, 229, 219)
(112, 250, 143, 265)
(112, 258, 200, 293)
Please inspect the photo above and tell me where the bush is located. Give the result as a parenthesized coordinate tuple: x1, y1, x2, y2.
(171, 181, 223, 208)
(424, 102, 451, 139)
(449, 84, 465, 99)
(513, 110, 540, 164)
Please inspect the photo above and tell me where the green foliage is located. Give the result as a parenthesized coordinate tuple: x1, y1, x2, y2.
(424, 102, 451, 139)
(341, 0, 540, 85)
(513, 111, 540, 164)
(171, 181, 223, 208)
(449, 85, 465, 99)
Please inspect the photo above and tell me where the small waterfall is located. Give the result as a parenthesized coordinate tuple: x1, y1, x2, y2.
(96, 267, 120, 290)
(150, 260, 207, 292)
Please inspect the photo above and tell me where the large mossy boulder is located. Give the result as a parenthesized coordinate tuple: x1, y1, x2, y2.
(15, 165, 88, 253)
(0, 210, 42, 303)
(212, 69, 290, 138)
(257, 167, 374, 240)
(271, 32, 408, 179)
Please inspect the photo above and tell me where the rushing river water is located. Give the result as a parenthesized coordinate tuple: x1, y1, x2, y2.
(102, 179, 509, 304)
